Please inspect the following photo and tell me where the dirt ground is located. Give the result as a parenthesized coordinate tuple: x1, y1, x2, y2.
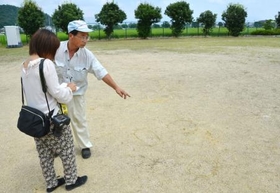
(1, 37, 280, 193)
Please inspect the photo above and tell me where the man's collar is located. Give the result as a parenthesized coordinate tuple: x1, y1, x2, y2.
(65, 41, 80, 56)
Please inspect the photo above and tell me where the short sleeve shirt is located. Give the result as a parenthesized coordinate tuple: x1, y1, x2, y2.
(55, 41, 108, 95)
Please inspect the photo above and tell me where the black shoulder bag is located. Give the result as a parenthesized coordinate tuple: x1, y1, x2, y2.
(17, 59, 53, 138)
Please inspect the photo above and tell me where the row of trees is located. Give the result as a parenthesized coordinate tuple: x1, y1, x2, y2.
(17, 0, 280, 39)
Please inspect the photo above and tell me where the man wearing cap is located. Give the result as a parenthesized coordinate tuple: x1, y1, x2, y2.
(55, 20, 130, 159)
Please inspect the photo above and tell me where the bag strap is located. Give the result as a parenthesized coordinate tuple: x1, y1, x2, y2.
(39, 59, 47, 93)
(39, 59, 52, 117)
(21, 78, 24, 105)
(21, 59, 52, 117)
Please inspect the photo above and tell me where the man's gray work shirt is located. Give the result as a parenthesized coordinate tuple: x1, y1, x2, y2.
(55, 41, 108, 95)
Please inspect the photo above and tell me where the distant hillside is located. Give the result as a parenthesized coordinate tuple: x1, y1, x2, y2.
(0, 4, 52, 29)
(0, 4, 19, 28)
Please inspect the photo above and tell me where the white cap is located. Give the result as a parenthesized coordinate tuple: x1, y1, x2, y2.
(68, 20, 93, 33)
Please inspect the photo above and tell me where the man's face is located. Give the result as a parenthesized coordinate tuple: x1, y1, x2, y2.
(69, 32, 90, 48)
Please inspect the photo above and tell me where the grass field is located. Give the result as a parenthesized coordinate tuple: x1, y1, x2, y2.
(83, 26, 260, 39)
(0, 35, 279, 58)
(0, 36, 278, 65)
(0, 26, 265, 46)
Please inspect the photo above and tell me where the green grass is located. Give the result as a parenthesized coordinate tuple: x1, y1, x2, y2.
(0, 27, 268, 46)
(85, 36, 280, 55)
(90, 27, 263, 39)
(0, 35, 278, 61)
(0, 36, 278, 68)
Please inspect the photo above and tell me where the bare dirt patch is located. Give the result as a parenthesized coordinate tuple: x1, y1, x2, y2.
(1, 37, 280, 193)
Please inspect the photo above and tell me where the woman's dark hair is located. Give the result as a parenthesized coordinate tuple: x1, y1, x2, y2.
(29, 29, 60, 60)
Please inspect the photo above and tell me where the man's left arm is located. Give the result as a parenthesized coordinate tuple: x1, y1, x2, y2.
(102, 74, 130, 99)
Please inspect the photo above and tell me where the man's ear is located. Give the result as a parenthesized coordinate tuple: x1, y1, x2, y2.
(68, 33, 74, 39)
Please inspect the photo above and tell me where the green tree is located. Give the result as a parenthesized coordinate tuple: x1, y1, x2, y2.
(197, 10, 217, 36)
(263, 19, 274, 30)
(218, 22, 224, 28)
(153, 23, 161, 28)
(95, 2, 126, 39)
(128, 23, 137, 28)
(92, 24, 102, 30)
(162, 21, 170, 28)
(221, 3, 247, 37)
(52, 3, 84, 33)
(164, 1, 193, 37)
(275, 12, 280, 28)
(135, 3, 162, 39)
(0, 5, 19, 28)
(254, 21, 262, 29)
(17, 0, 44, 37)
(114, 24, 122, 29)
(121, 23, 128, 29)
(217, 22, 224, 36)
(191, 21, 199, 28)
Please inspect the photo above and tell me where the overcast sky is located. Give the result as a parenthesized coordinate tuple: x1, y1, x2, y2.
(1, 0, 279, 23)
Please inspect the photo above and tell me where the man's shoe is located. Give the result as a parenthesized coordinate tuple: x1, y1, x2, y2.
(65, 176, 88, 191)
(81, 148, 91, 159)
(46, 177, 65, 192)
